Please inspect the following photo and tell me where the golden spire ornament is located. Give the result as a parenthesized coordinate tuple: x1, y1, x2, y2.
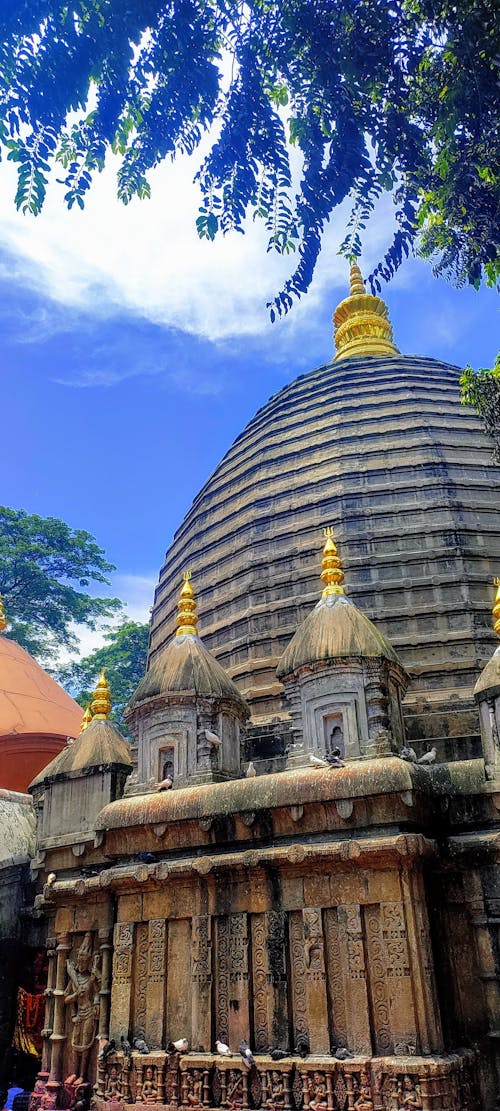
(493, 578, 500, 637)
(320, 527, 345, 597)
(80, 704, 93, 733)
(0, 595, 7, 633)
(176, 570, 199, 636)
(333, 261, 399, 361)
(91, 669, 112, 720)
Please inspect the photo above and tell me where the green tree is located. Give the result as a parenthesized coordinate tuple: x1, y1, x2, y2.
(460, 355, 500, 463)
(0, 506, 121, 660)
(57, 620, 150, 728)
(0, 1, 498, 319)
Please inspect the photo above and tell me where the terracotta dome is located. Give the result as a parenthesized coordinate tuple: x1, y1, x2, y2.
(0, 633, 83, 792)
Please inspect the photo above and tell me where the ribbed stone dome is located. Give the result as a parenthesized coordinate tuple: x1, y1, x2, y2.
(149, 354, 500, 741)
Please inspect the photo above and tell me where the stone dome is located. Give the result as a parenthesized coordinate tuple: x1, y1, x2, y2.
(149, 352, 500, 740)
(276, 592, 401, 679)
(129, 633, 249, 715)
(29, 718, 132, 787)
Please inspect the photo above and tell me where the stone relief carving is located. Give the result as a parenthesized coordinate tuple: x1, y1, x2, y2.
(64, 933, 101, 1077)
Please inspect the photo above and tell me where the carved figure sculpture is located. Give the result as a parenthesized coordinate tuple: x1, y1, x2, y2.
(353, 1075, 374, 1111)
(397, 1077, 422, 1111)
(104, 1066, 121, 1102)
(226, 1070, 243, 1109)
(64, 933, 101, 1078)
(184, 1071, 203, 1107)
(141, 1067, 158, 1104)
(264, 1072, 285, 1110)
(308, 1072, 328, 1111)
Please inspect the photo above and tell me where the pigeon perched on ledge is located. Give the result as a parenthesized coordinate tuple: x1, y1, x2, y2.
(167, 1038, 189, 1053)
(120, 1036, 131, 1058)
(216, 1039, 232, 1056)
(239, 1040, 255, 1069)
(133, 1037, 150, 1054)
(157, 776, 173, 791)
(399, 746, 417, 763)
(417, 746, 437, 765)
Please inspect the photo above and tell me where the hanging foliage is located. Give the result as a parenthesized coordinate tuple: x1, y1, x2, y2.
(0, 0, 498, 317)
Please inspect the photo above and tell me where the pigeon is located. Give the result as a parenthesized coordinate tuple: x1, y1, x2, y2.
(295, 1037, 309, 1059)
(133, 1037, 150, 1054)
(327, 748, 345, 768)
(98, 1038, 116, 1060)
(239, 1040, 255, 1069)
(309, 753, 330, 768)
(417, 746, 437, 765)
(246, 762, 256, 778)
(270, 1049, 288, 1061)
(167, 1038, 189, 1053)
(137, 851, 158, 864)
(399, 746, 417, 763)
(334, 1048, 353, 1060)
(120, 1035, 131, 1058)
(204, 729, 222, 747)
(216, 1039, 232, 1056)
(46, 872, 57, 886)
(157, 776, 173, 791)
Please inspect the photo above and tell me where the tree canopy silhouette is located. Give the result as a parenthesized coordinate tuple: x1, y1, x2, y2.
(1, 0, 498, 317)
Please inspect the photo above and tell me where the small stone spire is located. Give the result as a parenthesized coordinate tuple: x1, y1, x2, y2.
(493, 578, 500, 637)
(176, 570, 199, 636)
(0, 595, 7, 633)
(320, 528, 345, 597)
(333, 261, 399, 361)
(80, 704, 93, 733)
(91, 669, 112, 720)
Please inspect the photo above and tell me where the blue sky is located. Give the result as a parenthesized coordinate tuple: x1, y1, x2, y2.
(1, 154, 498, 656)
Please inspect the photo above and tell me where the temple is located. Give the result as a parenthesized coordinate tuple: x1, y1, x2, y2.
(2, 268, 500, 1111)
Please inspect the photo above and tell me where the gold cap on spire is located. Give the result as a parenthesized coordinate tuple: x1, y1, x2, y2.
(321, 527, 345, 597)
(91, 669, 112, 720)
(80, 704, 93, 733)
(0, 595, 7, 634)
(176, 570, 198, 636)
(333, 262, 399, 361)
(493, 578, 500, 637)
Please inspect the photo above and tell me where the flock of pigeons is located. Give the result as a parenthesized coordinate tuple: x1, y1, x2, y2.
(98, 1035, 353, 1065)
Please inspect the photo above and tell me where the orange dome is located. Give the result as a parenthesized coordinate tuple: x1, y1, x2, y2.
(0, 634, 83, 792)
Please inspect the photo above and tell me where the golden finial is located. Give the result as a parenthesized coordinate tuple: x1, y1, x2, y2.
(493, 578, 500, 637)
(176, 570, 199, 636)
(333, 261, 399, 361)
(0, 595, 7, 633)
(90, 669, 112, 720)
(320, 527, 345, 597)
(79, 704, 93, 733)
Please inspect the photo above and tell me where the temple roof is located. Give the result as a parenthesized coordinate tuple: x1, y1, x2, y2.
(0, 633, 82, 740)
(0, 789, 36, 867)
(277, 592, 401, 678)
(127, 633, 249, 715)
(29, 717, 132, 787)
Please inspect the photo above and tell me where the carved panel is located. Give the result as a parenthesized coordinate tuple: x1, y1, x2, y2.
(216, 917, 230, 1044)
(381, 903, 415, 1055)
(289, 912, 308, 1053)
(302, 909, 329, 1054)
(337, 905, 371, 1055)
(251, 915, 269, 1051)
(192, 916, 212, 1053)
(228, 914, 250, 1047)
(113, 922, 134, 985)
(323, 908, 347, 1050)
(266, 910, 289, 1050)
(133, 922, 148, 1040)
(363, 906, 392, 1055)
(146, 919, 167, 1049)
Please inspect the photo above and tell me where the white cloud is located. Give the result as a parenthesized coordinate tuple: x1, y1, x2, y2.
(0, 148, 396, 349)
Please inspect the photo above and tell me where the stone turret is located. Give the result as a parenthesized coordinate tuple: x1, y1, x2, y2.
(29, 671, 132, 844)
(474, 579, 500, 778)
(126, 572, 249, 789)
(277, 529, 408, 763)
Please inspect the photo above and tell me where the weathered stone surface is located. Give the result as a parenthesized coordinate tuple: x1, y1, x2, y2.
(149, 356, 500, 740)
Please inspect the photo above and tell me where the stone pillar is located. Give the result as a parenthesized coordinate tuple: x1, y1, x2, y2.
(302, 908, 329, 1054)
(109, 922, 135, 1043)
(97, 928, 113, 1040)
(146, 919, 167, 1049)
(289, 911, 309, 1052)
(400, 868, 443, 1054)
(266, 910, 289, 1050)
(225, 914, 250, 1049)
(251, 915, 271, 1051)
(49, 933, 71, 1084)
(337, 905, 371, 1055)
(467, 871, 500, 1051)
(41, 935, 57, 1073)
(191, 916, 212, 1052)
